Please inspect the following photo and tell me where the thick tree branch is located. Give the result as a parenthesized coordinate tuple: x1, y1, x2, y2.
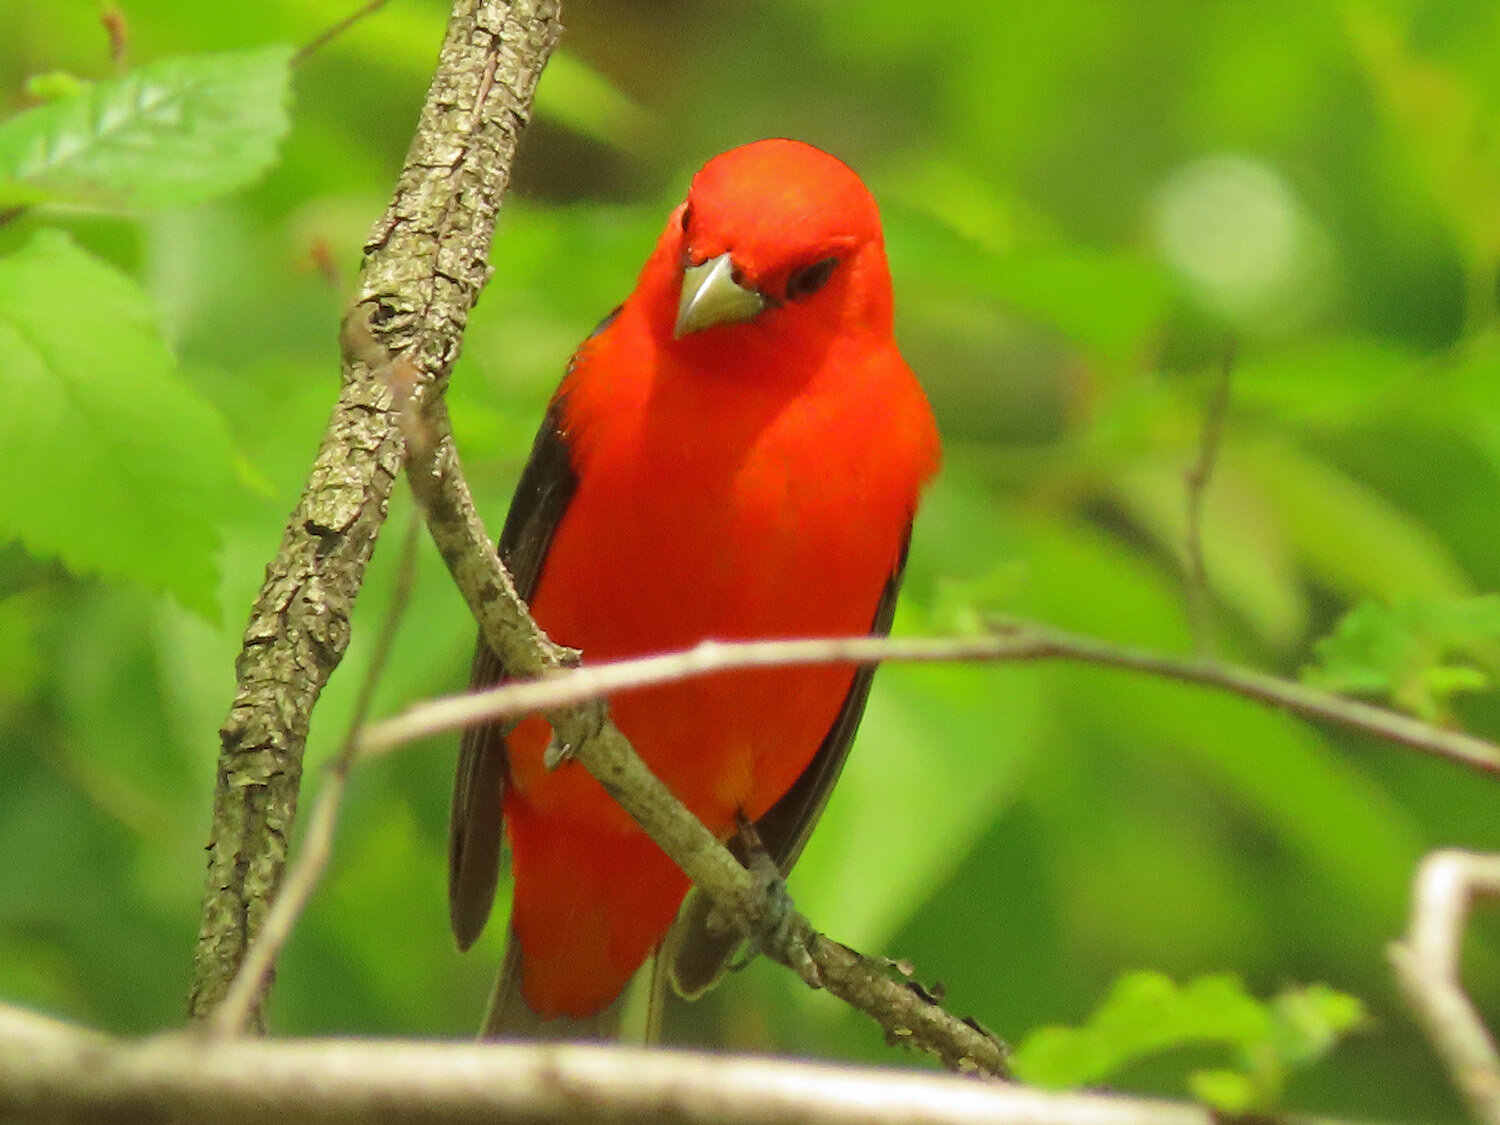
(404, 409, 1010, 1076)
(189, 0, 561, 1028)
(1390, 850, 1500, 1124)
(207, 518, 422, 1039)
(0, 1004, 1365, 1125)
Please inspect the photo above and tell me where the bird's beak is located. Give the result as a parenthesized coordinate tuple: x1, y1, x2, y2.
(674, 253, 766, 338)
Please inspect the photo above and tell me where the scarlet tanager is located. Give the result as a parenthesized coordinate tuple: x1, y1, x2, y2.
(449, 138, 941, 1034)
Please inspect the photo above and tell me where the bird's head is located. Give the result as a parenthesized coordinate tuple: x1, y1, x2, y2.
(649, 139, 894, 350)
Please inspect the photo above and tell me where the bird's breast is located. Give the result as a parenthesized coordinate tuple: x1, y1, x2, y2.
(504, 350, 926, 837)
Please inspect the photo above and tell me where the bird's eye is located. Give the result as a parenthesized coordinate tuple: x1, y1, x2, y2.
(680, 205, 693, 234)
(785, 257, 839, 301)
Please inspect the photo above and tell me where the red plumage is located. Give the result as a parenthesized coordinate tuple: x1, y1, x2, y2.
(451, 139, 940, 1023)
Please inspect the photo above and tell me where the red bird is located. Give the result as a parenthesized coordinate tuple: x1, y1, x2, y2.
(450, 138, 941, 1034)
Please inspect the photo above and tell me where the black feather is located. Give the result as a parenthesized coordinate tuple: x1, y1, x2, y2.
(668, 529, 913, 999)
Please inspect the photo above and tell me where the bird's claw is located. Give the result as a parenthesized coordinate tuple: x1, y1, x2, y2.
(725, 813, 805, 974)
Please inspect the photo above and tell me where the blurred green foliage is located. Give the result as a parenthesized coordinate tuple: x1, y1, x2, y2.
(0, 45, 293, 208)
(3, 0, 1500, 1119)
(1013, 972, 1368, 1114)
(1303, 595, 1500, 721)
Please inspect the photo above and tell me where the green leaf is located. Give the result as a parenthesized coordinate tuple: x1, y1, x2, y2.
(1271, 983, 1369, 1067)
(1013, 972, 1269, 1090)
(0, 230, 238, 614)
(994, 251, 1175, 368)
(1014, 972, 1366, 1112)
(0, 46, 294, 209)
(1188, 1069, 1259, 1115)
(1302, 596, 1500, 720)
(1241, 437, 1470, 603)
(884, 207, 1174, 367)
(1232, 340, 1425, 429)
(24, 72, 91, 104)
(1346, 7, 1500, 262)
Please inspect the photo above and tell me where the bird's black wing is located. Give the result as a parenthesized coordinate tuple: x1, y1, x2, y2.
(447, 307, 621, 950)
(668, 529, 913, 998)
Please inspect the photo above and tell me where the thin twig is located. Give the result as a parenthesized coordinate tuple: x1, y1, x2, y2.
(100, 4, 129, 72)
(1182, 338, 1234, 658)
(1390, 850, 1500, 1124)
(359, 623, 1500, 781)
(207, 517, 422, 1039)
(293, 0, 392, 67)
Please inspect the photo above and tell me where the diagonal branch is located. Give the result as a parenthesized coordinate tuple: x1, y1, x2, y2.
(188, 0, 562, 1029)
(403, 406, 1011, 1076)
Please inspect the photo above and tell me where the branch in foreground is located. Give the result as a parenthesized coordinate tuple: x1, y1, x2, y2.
(361, 622, 1500, 782)
(188, 0, 561, 1028)
(404, 409, 1009, 1076)
(0, 1004, 1364, 1125)
(1389, 850, 1500, 1125)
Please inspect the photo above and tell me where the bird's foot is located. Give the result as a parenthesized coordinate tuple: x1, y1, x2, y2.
(727, 814, 798, 973)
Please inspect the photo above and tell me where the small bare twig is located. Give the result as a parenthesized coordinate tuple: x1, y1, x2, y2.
(1390, 850, 1500, 1124)
(293, 0, 393, 67)
(1182, 339, 1234, 658)
(207, 516, 422, 1039)
(100, 4, 129, 72)
(358, 624, 1500, 782)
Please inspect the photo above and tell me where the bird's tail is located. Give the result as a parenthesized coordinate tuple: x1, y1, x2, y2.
(479, 931, 622, 1040)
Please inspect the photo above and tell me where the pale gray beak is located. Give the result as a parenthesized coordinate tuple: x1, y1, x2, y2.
(674, 253, 767, 338)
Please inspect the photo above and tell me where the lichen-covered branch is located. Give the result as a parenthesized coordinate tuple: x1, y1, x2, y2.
(188, 0, 562, 1028)
(206, 520, 423, 1040)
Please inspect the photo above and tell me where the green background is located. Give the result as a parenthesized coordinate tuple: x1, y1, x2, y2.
(4, 1, 1500, 1119)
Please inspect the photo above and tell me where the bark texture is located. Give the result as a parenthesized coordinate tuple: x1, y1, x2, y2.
(188, 0, 563, 1027)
